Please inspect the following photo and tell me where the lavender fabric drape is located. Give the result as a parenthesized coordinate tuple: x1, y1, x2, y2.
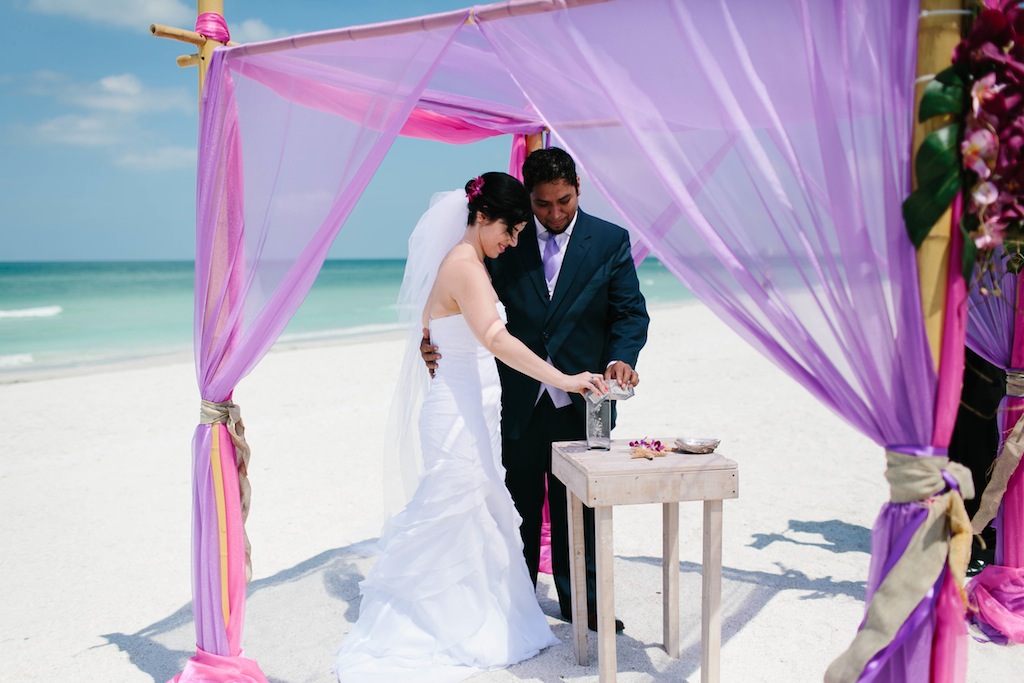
(184, 15, 470, 674)
(483, 0, 931, 445)
(185, 1, 967, 680)
(480, 3, 958, 679)
(966, 267, 1016, 369)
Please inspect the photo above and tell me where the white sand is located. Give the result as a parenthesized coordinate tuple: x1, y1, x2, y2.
(0, 301, 1018, 682)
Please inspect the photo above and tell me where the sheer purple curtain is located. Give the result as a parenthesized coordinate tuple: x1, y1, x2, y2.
(480, 1, 967, 680)
(178, 16, 471, 682)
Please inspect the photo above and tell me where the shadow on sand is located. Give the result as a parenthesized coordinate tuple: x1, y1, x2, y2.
(103, 518, 868, 682)
(101, 540, 377, 683)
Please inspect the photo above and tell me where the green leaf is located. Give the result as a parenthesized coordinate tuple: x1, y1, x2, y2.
(934, 65, 966, 88)
(903, 171, 964, 247)
(919, 77, 965, 122)
(903, 190, 940, 247)
(960, 219, 977, 281)
(916, 124, 961, 190)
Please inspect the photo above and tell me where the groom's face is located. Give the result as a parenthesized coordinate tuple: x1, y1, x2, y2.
(530, 178, 579, 235)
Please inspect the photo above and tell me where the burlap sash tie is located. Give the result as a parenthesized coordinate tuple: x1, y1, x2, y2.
(971, 368, 1024, 535)
(200, 399, 253, 583)
(825, 450, 974, 683)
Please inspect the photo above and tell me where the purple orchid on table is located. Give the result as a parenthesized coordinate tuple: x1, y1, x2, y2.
(629, 438, 665, 459)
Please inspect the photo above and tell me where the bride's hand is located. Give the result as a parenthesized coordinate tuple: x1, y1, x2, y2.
(562, 371, 608, 396)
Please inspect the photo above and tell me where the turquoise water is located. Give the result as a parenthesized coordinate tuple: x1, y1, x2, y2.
(0, 259, 690, 376)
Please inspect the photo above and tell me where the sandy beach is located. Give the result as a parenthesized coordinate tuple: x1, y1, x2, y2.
(1, 301, 1018, 682)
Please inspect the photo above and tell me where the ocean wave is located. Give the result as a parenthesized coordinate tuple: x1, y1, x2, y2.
(0, 305, 63, 319)
(277, 322, 405, 343)
(0, 353, 33, 368)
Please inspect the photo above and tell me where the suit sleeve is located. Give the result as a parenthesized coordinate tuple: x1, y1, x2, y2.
(606, 232, 650, 368)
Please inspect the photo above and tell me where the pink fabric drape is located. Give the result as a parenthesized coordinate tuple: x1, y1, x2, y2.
(928, 196, 968, 682)
(175, 16, 479, 682)
(1002, 272, 1024, 568)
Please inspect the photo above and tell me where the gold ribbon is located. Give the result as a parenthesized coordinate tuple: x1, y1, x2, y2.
(825, 451, 973, 683)
(1005, 369, 1024, 398)
(200, 399, 253, 583)
(971, 410, 1024, 535)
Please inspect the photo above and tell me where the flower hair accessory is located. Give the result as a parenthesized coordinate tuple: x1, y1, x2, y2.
(467, 176, 485, 201)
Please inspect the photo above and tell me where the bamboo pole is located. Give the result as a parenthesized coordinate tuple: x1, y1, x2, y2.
(196, 0, 225, 94)
(150, 1, 229, 97)
(234, 0, 609, 57)
(913, 0, 969, 369)
(150, 23, 205, 46)
(526, 132, 544, 155)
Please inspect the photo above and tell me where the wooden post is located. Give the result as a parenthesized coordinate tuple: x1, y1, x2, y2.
(913, 0, 969, 368)
(196, 0, 226, 95)
(151, 1, 230, 104)
(526, 132, 545, 155)
(662, 501, 680, 658)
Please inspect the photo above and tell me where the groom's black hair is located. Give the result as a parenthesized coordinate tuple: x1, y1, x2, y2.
(466, 171, 532, 234)
(522, 147, 579, 192)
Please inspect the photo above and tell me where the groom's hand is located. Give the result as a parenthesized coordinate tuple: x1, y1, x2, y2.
(420, 327, 441, 378)
(605, 361, 639, 388)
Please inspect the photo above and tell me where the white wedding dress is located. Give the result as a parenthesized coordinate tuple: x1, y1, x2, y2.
(335, 303, 558, 682)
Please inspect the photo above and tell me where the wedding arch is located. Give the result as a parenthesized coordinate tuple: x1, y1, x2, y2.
(157, 1, 997, 681)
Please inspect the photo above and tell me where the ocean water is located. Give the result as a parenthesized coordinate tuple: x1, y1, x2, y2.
(0, 259, 690, 377)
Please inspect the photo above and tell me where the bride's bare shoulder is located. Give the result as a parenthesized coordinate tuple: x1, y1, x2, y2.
(427, 244, 483, 320)
(437, 244, 483, 277)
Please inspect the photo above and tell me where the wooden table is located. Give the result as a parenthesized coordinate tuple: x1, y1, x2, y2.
(551, 439, 739, 683)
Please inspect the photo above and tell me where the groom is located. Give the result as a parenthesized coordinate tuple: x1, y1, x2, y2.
(424, 147, 649, 631)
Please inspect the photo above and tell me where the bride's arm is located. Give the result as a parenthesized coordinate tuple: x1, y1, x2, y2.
(445, 257, 604, 395)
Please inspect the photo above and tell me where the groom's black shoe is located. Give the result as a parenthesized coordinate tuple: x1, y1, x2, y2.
(561, 610, 625, 633)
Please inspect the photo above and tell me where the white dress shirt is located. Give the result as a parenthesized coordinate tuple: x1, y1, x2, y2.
(536, 213, 578, 408)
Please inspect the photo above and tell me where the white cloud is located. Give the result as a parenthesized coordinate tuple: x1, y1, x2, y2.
(32, 113, 127, 146)
(116, 145, 196, 170)
(25, 0, 290, 42)
(18, 70, 195, 170)
(26, 0, 194, 31)
(71, 73, 192, 114)
(24, 70, 191, 111)
(230, 18, 291, 44)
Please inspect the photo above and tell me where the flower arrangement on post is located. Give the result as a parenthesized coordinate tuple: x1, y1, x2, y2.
(903, 1, 1024, 281)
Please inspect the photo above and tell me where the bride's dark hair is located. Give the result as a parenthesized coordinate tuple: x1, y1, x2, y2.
(465, 172, 532, 234)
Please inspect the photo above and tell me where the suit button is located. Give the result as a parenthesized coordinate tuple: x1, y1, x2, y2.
(543, 332, 550, 340)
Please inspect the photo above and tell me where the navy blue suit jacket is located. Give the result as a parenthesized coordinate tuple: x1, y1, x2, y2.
(488, 209, 649, 441)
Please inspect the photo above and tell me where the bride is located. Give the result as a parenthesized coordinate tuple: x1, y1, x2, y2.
(334, 172, 605, 682)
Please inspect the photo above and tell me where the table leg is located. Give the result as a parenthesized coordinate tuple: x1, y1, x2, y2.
(567, 490, 588, 665)
(701, 499, 723, 683)
(595, 505, 615, 683)
(663, 501, 680, 658)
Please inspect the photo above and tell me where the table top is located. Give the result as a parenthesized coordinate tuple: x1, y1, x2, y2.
(551, 439, 739, 506)
(552, 439, 736, 474)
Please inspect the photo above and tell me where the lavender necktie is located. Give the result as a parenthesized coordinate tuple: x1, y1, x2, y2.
(542, 231, 559, 282)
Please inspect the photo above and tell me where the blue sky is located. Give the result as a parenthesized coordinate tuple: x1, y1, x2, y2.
(0, 1, 514, 261)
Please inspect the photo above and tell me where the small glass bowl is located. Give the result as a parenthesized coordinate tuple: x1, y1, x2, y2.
(674, 437, 720, 454)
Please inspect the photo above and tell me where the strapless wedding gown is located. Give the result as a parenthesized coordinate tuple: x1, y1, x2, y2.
(334, 304, 558, 682)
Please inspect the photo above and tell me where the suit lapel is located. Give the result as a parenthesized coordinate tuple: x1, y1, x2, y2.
(547, 212, 593, 323)
(516, 220, 550, 304)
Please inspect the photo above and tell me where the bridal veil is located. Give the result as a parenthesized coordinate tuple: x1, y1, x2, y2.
(383, 189, 471, 515)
